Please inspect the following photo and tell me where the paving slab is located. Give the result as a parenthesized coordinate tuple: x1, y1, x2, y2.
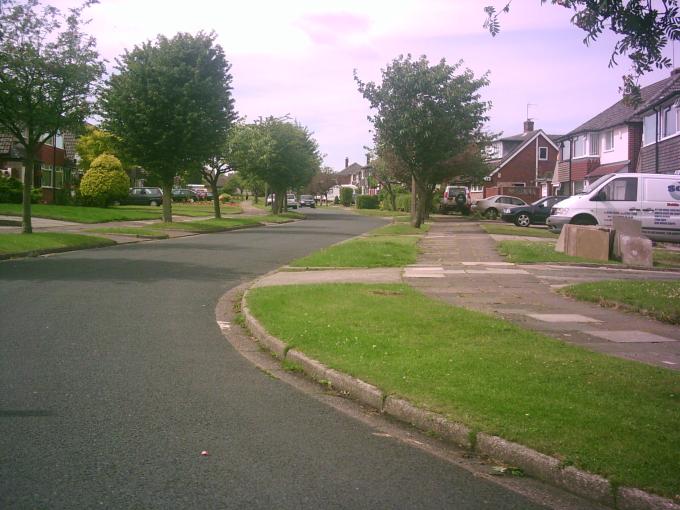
(527, 314, 602, 323)
(584, 330, 678, 344)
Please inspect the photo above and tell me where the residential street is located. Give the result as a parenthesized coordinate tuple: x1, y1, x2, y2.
(0, 209, 565, 509)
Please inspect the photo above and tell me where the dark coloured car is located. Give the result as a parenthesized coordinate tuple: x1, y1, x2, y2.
(299, 194, 315, 207)
(501, 195, 567, 227)
(171, 188, 199, 202)
(125, 187, 163, 206)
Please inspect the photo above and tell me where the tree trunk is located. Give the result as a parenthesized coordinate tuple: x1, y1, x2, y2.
(274, 190, 285, 215)
(21, 155, 35, 234)
(410, 175, 418, 227)
(210, 180, 221, 219)
(162, 181, 173, 222)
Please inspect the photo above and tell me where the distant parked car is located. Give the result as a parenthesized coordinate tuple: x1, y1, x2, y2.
(171, 188, 199, 203)
(299, 194, 315, 207)
(439, 185, 472, 215)
(472, 195, 527, 219)
(287, 193, 298, 209)
(501, 196, 568, 227)
(186, 184, 210, 201)
(125, 187, 163, 206)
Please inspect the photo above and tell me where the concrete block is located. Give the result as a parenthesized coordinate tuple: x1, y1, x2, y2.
(615, 233, 653, 267)
(617, 487, 680, 510)
(284, 349, 328, 381)
(555, 224, 576, 253)
(555, 466, 614, 507)
(564, 226, 611, 261)
(613, 216, 642, 237)
(324, 368, 384, 410)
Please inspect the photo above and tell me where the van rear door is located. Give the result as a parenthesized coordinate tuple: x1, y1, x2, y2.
(639, 176, 680, 242)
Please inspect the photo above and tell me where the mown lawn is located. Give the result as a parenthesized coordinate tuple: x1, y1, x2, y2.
(112, 203, 242, 217)
(497, 240, 619, 264)
(85, 227, 169, 239)
(0, 232, 115, 257)
(290, 235, 419, 268)
(560, 280, 680, 324)
(482, 224, 558, 239)
(150, 217, 263, 233)
(246, 283, 680, 498)
(0, 203, 159, 223)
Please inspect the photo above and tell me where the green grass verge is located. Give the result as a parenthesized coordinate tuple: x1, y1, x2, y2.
(246, 283, 680, 497)
(352, 209, 410, 217)
(0, 232, 116, 257)
(85, 227, 169, 239)
(370, 223, 430, 235)
(112, 204, 242, 217)
(560, 280, 680, 324)
(482, 224, 558, 239)
(150, 217, 263, 232)
(654, 248, 680, 269)
(497, 240, 619, 264)
(0, 203, 160, 223)
(262, 212, 305, 222)
(290, 235, 419, 268)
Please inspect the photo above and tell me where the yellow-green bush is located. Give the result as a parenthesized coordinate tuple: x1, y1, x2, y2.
(79, 154, 129, 207)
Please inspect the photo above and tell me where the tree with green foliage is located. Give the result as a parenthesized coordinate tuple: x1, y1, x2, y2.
(483, 1, 680, 105)
(355, 55, 491, 227)
(307, 166, 337, 205)
(79, 153, 129, 207)
(0, 0, 104, 233)
(75, 126, 130, 172)
(230, 117, 321, 214)
(100, 31, 236, 222)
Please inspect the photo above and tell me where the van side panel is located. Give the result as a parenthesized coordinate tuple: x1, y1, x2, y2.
(640, 176, 680, 242)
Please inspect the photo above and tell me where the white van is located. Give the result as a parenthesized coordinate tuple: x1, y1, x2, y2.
(546, 173, 680, 242)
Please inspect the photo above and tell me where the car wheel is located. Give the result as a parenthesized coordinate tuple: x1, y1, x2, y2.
(485, 208, 498, 220)
(454, 193, 467, 206)
(571, 215, 597, 226)
(515, 213, 531, 227)
(149, 200, 159, 207)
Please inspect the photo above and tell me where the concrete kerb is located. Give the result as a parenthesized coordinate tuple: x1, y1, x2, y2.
(238, 274, 679, 510)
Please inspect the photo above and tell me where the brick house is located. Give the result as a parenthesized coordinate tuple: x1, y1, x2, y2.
(553, 67, 680, 194)
(484, 120, 561, 203)
(0, 131, 78, 203)
(328, 157, 378, 201)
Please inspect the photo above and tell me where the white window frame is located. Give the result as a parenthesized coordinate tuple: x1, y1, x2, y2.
(603, 130, 614, 152)
(661, 105, 679, 139)
(573, 135, 586, 158)
(538, 146, 548, 160)
(588, 133, 600, 156)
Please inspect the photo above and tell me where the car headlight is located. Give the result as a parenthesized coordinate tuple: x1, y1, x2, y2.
(552, 207, 569, 215)
(502, 208, 512, 214)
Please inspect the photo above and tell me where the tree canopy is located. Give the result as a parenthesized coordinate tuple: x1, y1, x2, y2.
(355, 54, 491, 227)
(0, 0, 104, 232)
(229, 118, 321, 214)
(484, 1, 680, 104)
(100, 31, 236, 222)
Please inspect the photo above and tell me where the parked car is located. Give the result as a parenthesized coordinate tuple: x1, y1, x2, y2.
(547, 172, 680, 242)
(125, 187, 163, 206)
(439, 185, 472, 215)
(186, 184, 210, 201)
(472, 195, 527, 219)
(287, 193, 298, 209)
(501, 196, 568, 227)
(299, 194, 315, 207)
(171, 188, 199, 203)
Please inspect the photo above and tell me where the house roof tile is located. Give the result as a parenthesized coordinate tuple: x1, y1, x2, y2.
(567, 72, 680, 136)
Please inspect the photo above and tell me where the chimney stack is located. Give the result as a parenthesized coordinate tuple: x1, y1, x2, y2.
(345, 157, 349, 168)
(524, 119, 535, 133)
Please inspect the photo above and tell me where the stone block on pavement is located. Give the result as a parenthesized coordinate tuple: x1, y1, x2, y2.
(564, 226, 611, 261)
(613, 233, 653, 267)
(613, 216, 642, 237)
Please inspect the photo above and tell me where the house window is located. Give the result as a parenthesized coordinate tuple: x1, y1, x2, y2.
(643, 113, 657, 145)
(573, 136, 585, 158)
(662, 105, 678, 138)
(560, 141, 571, 161)
(41, 164, 53, 188)
(603, 130, 614, 151)
(54, 167, 64, 189)
(588, 133, 600, 155)
(470, 185, 483, 192)
(538, 147, 548, 160)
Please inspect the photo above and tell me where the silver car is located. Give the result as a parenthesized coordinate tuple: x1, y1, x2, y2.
(471, 195, 527, 219)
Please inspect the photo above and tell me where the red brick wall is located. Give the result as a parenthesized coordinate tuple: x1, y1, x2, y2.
(37, 145, 66, 166)
(488, 135, 558, 187)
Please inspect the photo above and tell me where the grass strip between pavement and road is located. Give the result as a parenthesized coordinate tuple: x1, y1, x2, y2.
(85, 227, 169, 239)
(497, 240, 621, 265)
(482, 224, 559, 239)
(0, 232, 116, 257)
(112, 204, 242, 217)
(149, 213, 302, 233)
(246, 282, 680, 498)
(560, 280, 680, 324)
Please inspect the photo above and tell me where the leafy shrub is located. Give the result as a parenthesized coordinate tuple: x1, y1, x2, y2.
(395, 193, 411, 212)
(334, 196, 340, 205)
(79, 154, 129, 207)
(0, 176, 23, 203)
(356, 194, 380, 209)
(340, 187, 354, 207)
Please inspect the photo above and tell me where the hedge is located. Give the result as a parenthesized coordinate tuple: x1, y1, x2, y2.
(356, 194, 380, 209)
(79, 154, 129, 207)
(340, 187, 354, 207)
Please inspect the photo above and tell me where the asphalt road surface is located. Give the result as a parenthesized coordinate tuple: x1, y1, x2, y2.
(2, 208, 557, 509)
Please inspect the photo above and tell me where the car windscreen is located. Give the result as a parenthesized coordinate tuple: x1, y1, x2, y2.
(301, 195, 313, 200)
